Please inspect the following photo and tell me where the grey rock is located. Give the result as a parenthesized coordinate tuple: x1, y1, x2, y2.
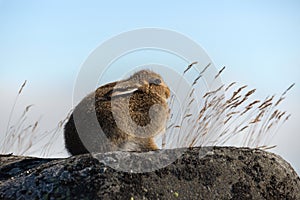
(0, 147, 299, 200)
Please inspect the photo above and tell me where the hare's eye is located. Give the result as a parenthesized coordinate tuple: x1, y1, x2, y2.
(149, 78, 161, 85)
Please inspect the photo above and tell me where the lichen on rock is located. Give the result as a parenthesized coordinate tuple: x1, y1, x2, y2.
(0, 147, 299, 199)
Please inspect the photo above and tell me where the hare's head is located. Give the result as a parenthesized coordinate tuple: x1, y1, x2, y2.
(101, 69, 170, 102)
(129, 70, 170, 100)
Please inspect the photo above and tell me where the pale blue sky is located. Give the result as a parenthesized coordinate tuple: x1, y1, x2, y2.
(0, 0, 299, 173)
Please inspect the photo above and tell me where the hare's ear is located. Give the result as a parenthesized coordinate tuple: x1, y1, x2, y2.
(103, 82, 143, 100)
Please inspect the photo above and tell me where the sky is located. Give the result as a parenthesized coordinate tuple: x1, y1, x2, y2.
(0, 1, 299, 174)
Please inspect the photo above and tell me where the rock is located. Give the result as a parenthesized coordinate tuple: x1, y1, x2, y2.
(0, 147, 299, 199)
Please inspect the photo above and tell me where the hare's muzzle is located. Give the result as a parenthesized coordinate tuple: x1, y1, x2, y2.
(158, 82, 170, 99)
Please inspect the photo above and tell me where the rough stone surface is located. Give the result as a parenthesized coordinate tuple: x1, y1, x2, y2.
(0, 147, 299, 200)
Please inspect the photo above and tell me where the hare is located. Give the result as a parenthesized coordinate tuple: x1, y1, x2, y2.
(64, 70, 171, 155)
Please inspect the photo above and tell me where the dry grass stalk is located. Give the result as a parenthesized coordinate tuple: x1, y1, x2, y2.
(225, 82, 236, 91)
(229, 85, 247, 101)
(203, 85, 224, 98)
(18, 80, 27, 94)
(4, 80, 27, 145)
(215, 66, 226, 79)
(183, 61, 198, 74)
(1, 81, 72, 157)
(199, 62, 211, 75)
(163, 63, 293, 150)
(192, 74, 202, 86)
(282, 83, 295, 96)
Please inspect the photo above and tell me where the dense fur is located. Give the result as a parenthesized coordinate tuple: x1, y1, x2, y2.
(64, 70, 170, 155)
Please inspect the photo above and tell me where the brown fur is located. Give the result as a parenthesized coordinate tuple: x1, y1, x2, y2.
(64, 70, 170, 155)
